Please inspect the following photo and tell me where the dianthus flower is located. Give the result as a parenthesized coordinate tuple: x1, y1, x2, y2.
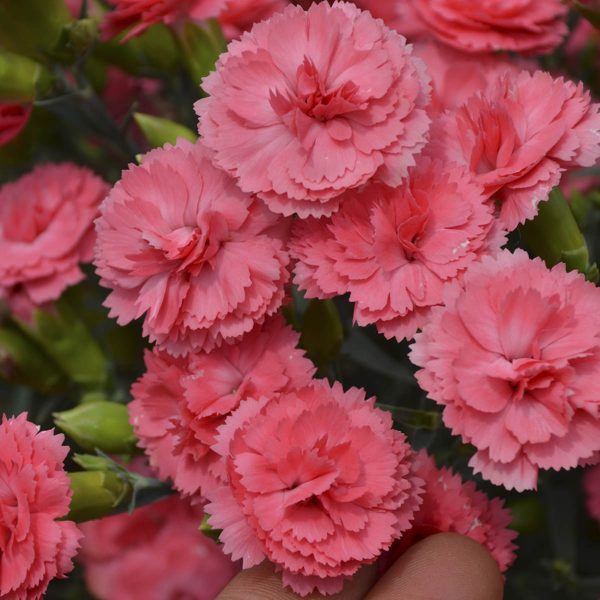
(291, 158, 502, 342)
(94, 139, 290, 356)
(80, 496, 237, 600)
(392, 0, 568, 55)
(0, 414, 82, 600)
(0, 163, 108, 321)
(0, 103, 31, 146)
(197, 2, 431, 218)
(206, 380, 423, 596)
(218, 0, 288, 39)
(429, 70, 600, 230)
(129, 315, 315, 497)
(410, 250, 600, 491)
(103, 0, 227, 41)
(584, 464, 600, 525)
(411, 450, 517, 572)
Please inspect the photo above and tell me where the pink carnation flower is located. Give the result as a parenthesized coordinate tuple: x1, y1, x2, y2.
(583, 464, 600, 525)
(206, 380, 423, 596)
(0, 413, 82, 600)
(430, 70, 600, 230)
(94, 139, 290, 356)
(218, 0, 288, 40)
(290, 158, 502, 342)
(411, 450, 517, 572)
(129, 315, 315, 497)
(0, 163, 108, 321)
(196, 2, 431, 218)
(393, 0, 568, 55)
(410, 250, 600, 492)
(80, 496, 237, 600)
(412, 41, 525, 117)
(103, 0, 227, 41)
(0, 103, 31, 146)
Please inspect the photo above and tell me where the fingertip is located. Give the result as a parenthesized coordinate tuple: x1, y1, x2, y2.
(366, 532, 504, 600)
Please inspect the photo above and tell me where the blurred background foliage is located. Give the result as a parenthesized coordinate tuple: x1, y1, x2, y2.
(1, 1, 600, 598)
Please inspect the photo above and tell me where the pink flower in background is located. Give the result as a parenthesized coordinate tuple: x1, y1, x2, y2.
(94, 139, 290, 356)
(412, 41, 526, 117)
(0, 163, 108, 321)
(583, 464, 600, 525)
(412, 450, 517, 572)
(0, 103, 31, 146)
(80, 496, 238, 600)
(218, 0, 288, 40)
(410, 250, 600, 492)
(197, 2, 431, 218)
(430, 70, 600, 230)
(103, 0, 227, 41)
(129, 315, 315, 497)
(206, 380, 423, 596)
(393, 0, 568, 55)
(0, 414, 82, 600)
(291, 158, 502, 342)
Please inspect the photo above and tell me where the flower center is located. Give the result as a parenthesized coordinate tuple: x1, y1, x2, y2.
(396, 194, 430, 260)
(507, 358, 558, 402)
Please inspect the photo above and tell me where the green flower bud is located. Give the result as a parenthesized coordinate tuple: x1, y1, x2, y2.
(0, 51, 53, 102)
(68, 471, 131, 523)
(134, 113, 197, 148)
(520, 188, 598, 282)
(54, 402, 138, 454)
(67, 18, 99, 55)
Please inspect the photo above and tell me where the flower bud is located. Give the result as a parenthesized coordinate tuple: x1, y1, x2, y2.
(68, 471, 131, 523)
(67, 18, 99, 55)
(0, 51, 53, 102)
(520, 188, 598, 281)
(134, 112, 197, 148)
(54, 402, 138, 454)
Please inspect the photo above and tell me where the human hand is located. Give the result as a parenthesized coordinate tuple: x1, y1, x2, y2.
(216, 533, 504, 600)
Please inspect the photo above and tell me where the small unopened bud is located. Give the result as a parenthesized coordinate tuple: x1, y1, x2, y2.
(67, 18, 98, 55)
(520, 188, 598, 281)
(67, 471, 131, 523)
(134, 112, 197, 149)
(54, 402, 138, 454)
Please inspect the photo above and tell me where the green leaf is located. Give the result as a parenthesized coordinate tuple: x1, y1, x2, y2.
(18, 295, 108, 389)
(0, 51, 54, 102)
(54, 402, 138, 454)
(134, 112, 197, 148)
(299, 299, 343, 368)
(179, 19, 226, 85)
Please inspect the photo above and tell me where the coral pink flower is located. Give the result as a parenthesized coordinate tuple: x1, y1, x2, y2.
(410, 250, 600, 492)
(411, 450, 517, 572)
(129, 315, 315, 497)
(0, 163, 108, 321)
(94, 139, 290, 356)
(430, 70, 600, 230)
(103, 0, 227, 41)
(392, 0, 568, 55)
(412, 41, 526, 117)
(0, 414, 82, 600)
(80, 496, 237, 600)
(290, 158, 502, 342)
(196, 2, 431, 218)
(583, 464, 600, 525)
(218, 0, 288, 40)
(0, 103, 31, 146)
(206, 380, 423, 596)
